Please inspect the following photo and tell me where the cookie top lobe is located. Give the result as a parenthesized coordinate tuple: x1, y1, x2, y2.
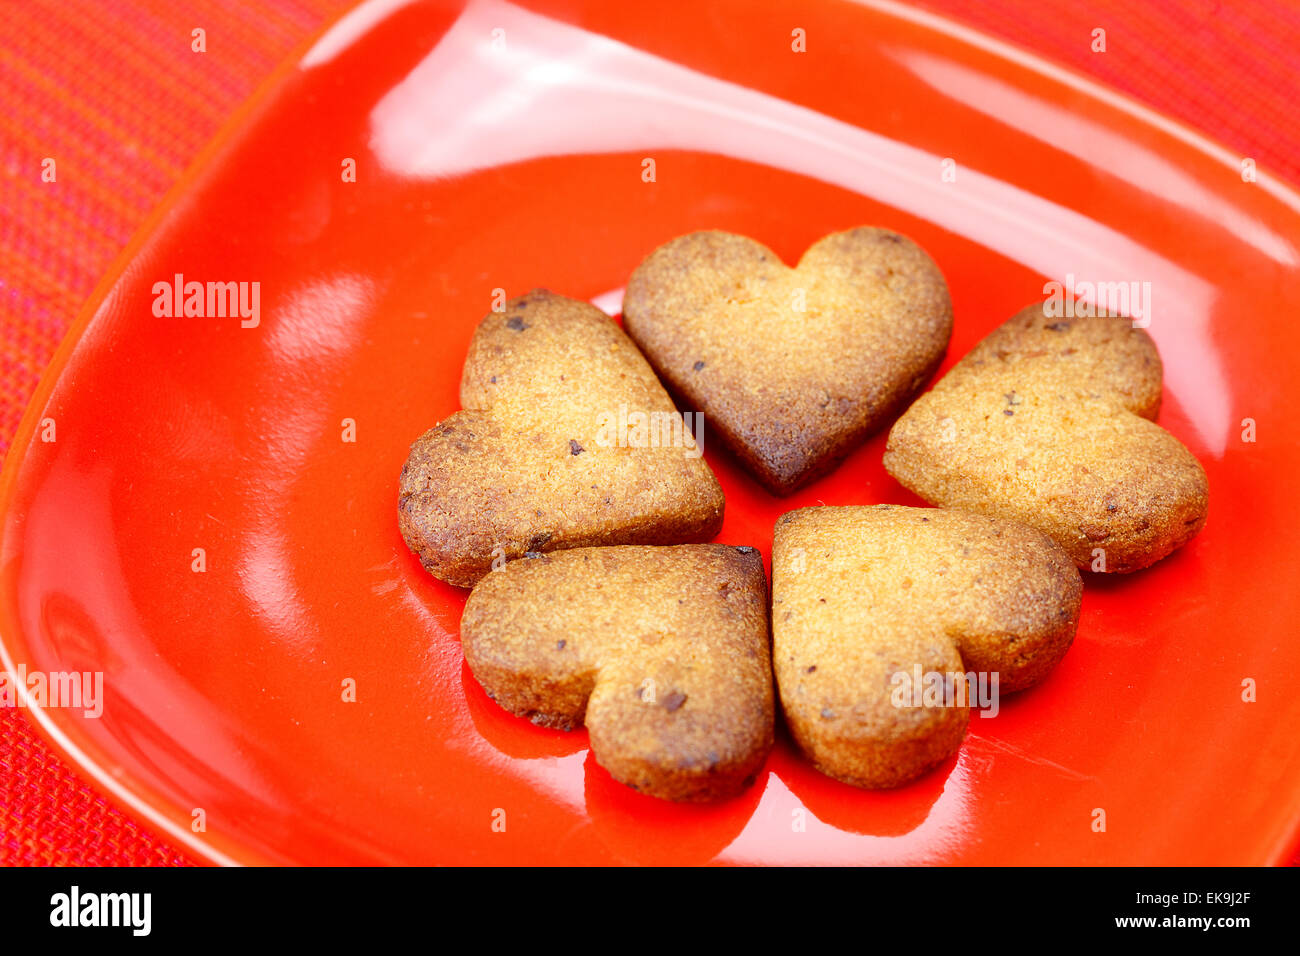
(623, 228, 953, 495)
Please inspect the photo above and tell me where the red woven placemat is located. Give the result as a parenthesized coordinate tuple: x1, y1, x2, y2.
(2, 0, 1298, 866)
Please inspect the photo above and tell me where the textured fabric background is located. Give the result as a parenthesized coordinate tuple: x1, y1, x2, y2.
(2, 0, 1298, 866)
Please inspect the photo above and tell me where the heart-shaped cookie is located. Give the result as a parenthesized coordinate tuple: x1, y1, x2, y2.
(462, 544, 774, 801)
(399, 291, 725, 587)
(772, 505, 1081, 789)
(623, 227, 952, 494)
(883, 305, 1209, 572)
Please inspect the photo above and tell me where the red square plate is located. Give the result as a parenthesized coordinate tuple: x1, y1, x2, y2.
(3, 0, 1299, 865)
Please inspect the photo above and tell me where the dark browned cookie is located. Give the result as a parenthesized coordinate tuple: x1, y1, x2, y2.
(622, 227, 952, 494)
(884, 305, 1209, 572)
(773, 505, 1081, 789)
(461, 544, 774, 802)
(399, 291, 725, 587)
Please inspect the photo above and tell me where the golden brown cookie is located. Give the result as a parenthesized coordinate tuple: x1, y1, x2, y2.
(399, 291, 725, 587)
(883, 304, 1209, 573)
(772, 505, 1081, 789)
(622, 228, 952, 495)
(461, 544, 774, 802)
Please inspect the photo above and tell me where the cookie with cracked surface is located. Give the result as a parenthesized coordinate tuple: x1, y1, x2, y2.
(398, 290, 725, 587)
(461, 544, 773, 802)
(772, 505, 1081, 789)
(622, 227, 952, 495)
(883, 304, 1208, 572)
